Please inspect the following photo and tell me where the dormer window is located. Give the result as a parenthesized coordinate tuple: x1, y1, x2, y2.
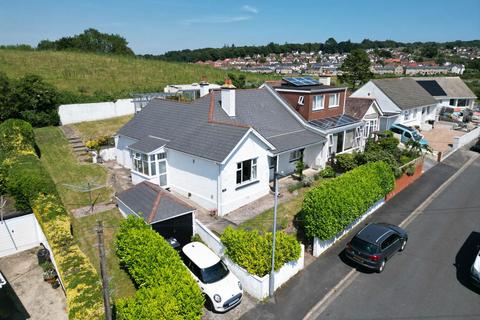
(329, 93, 340, 108)
(312, 95, 324, 111)
(298, 96, 305, 106)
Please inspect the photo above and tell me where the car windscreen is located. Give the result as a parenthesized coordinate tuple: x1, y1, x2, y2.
(201, 260, 230, 284)
(351, 237, 379, 254)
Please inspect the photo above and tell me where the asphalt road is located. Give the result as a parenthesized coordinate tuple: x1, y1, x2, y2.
(319, 155, 480, 320)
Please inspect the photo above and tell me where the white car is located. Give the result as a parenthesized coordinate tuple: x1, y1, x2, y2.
(471, 248, 480, 288)
(181, 242, 243, 312)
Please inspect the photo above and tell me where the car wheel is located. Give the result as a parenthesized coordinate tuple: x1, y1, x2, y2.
(399, 239, 407, 252)
(205, 296, 215, 312)
(378, 260, 386, 273)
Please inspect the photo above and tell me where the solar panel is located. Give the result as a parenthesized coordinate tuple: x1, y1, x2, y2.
(283, 77, 319, 86)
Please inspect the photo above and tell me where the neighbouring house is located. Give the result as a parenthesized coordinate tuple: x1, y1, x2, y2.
(115, 79, 327, 216)
(371, 65, 404, 75)
(415, 77, 476, 111)
(351, 78, 438, 130)
(404, 65, 450, 76)
(345, 97, 381, 139)
(116, 181, 196, 245)
(267, 77, 364, 158)
(164, 80, 221, 99)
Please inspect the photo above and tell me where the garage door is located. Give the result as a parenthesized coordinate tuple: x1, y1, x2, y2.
(151, 212, 193, 246)
(0, 215, 40, 258)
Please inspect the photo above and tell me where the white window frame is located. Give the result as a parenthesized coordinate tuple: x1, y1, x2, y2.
(404, 110, 411, 121)
(328, 93, 340, 108)
(312, 95, 324, 111)
(236, 158, 258, 185)
(131, 151, 167, 180)
(289, 149, 304, 163)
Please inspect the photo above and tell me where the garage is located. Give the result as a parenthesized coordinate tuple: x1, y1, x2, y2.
(116, 181, 195, 246)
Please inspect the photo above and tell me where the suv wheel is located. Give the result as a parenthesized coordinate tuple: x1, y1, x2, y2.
(378, 260, 386, 273)
(399, 239, 407, 252)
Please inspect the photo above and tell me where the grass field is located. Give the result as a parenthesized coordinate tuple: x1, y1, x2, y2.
(73, 209, 136, 300)
(71, 115, 133, 141)
(0, 49, 277, 97)
(34, 126, 113, 210)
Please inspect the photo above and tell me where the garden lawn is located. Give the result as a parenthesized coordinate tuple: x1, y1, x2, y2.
(73, 208, 136, 299)
(71, 115, 133, 141)
(239, 180, 323, 235)
(34, 126, 112, 210)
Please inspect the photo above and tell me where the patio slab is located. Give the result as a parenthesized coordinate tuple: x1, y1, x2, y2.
(421, 121, 465, 154)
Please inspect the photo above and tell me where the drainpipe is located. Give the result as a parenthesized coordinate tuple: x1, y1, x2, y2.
(217, 163, 222, 216)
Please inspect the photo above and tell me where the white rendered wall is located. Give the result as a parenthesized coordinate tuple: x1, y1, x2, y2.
(59, 99, 134, 125)
(115, 135, 137, 168)
(302, 143, 324, 169)
(168, 150, 219, 212)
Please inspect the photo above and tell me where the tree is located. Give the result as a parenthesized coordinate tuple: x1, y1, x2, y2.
(420, 45, 438, 59)
(339, 49, 373, 89)
(324, 37, 338, 54)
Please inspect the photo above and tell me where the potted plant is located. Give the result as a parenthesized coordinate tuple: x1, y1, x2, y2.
(43, 267, 57, 284)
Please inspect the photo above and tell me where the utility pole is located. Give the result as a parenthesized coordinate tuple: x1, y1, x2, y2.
(269, 172, 279, 298)
(96, 221, 112, 320)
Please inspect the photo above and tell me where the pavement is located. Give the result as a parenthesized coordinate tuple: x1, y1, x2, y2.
(318, 152, 480, 319)
(240, 148, 477, 320)
(0, 247, 67, 320)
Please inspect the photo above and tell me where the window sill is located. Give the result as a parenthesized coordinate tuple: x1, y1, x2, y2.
(289, 159, 302, 163)
(131, 170, 156, 179)
(312, 109, 324, 112)
(235, 179, 260, 190)
(328, 105, 340, 108)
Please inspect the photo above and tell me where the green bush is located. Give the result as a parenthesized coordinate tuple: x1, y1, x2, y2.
(318, 165, 335, 178)
(116, 216, 204, 320)
(335, 153, 357, 172)
(0, 119, 36, 159)
(302, 162, 395, 240)
(287, 181, 303, 193)
(221, 227, 301, 277)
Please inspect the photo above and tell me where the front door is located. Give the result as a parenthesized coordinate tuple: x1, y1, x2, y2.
(268, 156, 277, 181)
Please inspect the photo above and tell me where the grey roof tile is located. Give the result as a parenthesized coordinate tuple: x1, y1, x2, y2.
(129, 136, 167, 153)
(414, 77, 476, 98)
(345, 97, 375, 119)
(372, 78, 437, 110)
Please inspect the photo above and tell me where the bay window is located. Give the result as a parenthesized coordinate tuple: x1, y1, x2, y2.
(131, 151, 167, 186)
(132, 152, 149, 175)
(236, 158, 257, 185)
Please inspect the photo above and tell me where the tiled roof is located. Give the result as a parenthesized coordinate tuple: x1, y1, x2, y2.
(415, 77, 476, 98)
(345, 97, 375, 119)
(129, 136, 167, 153)
(116, 181, 195, 224)
(372, 78, 437, 110)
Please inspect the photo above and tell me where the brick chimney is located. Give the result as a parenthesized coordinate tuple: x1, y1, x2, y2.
(221, 78, 236, 117)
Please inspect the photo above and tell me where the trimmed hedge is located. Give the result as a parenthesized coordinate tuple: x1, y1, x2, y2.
(115, 216, 204, 320)
(0, 119, 104, 319)
(302, 162, 394, 240)
(221, 227, 301, 277)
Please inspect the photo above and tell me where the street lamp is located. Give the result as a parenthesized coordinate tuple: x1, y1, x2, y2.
(269, 170, 283, 297)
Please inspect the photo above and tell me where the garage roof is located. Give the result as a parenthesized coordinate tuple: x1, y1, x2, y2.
(116, 182, 195, 224)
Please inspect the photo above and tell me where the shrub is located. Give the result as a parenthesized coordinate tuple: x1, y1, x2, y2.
(221, 227, 301, 277)
(335, 153, 357, 172)
(0, 119, 36, 159)
(295, 159, 305, 179)
(318, 165, 335, 178)
(116, 216, 204, 320)
(287, 181, 303, 193)
(302, 162, 395, 241)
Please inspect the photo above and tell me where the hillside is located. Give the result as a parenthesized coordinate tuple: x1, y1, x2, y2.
(0, 49, 276, 97)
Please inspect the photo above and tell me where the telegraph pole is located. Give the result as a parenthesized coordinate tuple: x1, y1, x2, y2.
(96, 221, 112, 320)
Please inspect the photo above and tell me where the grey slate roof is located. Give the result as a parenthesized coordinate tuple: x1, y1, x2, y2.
(118, 87, 325, 159)
(129, 136, 167, 153)
(345, 97, 376, 119)
(372, 78, 437, 110)
(212, 89, 325, 153)
(116, 181, 195, 224)
(118, 95, 249, 162)
(414, 77, 476, 98)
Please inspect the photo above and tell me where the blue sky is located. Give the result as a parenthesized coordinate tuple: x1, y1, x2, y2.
(1, 0, 479, 54)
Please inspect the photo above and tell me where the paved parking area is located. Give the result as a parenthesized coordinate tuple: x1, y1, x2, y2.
(0, 247, 67, 320)
(422, 121, 465, 153)
(203, 293, 257, 320)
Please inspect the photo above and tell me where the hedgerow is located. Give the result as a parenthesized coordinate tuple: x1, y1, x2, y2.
(115, 216, 204, 320)
(0, 119, 104, 319)
(302, 161, 394, 240)
(221, 227, 301, 277)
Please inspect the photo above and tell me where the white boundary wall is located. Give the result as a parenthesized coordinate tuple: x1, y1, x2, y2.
(59, 99, 134, 125)
(453, 127, 480, 150)
(313, 199, 385, 257)
(194, 220, 305, 300)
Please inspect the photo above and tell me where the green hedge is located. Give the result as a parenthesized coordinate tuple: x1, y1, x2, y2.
(115, 216, 204, 320)
(221, 227, 301, 277)
(0, 119, 104, 319)
(302, 161, 395, 240)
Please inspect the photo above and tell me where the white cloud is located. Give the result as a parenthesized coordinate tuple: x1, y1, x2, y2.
(182, 16, 252, 26)
(242, 5, 258, 14)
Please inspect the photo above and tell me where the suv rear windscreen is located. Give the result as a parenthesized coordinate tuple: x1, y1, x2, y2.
(351, 237, 379, 254)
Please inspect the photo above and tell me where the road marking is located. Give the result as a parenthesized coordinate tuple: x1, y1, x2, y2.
(302, 153, 479, 320)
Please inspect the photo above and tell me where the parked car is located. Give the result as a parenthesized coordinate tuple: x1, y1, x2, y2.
(390, 123, 429, 148)
(181, 242, 243, 312)
(344, 223, 408, 273)
(471, 248, 480, 288)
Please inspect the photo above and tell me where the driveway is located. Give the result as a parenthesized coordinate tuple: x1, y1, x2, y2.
(319, 154, 480, 319)
(422, 121, 465, 154)
(0, 247, 67, 320)
(203, 293, 257, 320)
(240, 148, 476, 320)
